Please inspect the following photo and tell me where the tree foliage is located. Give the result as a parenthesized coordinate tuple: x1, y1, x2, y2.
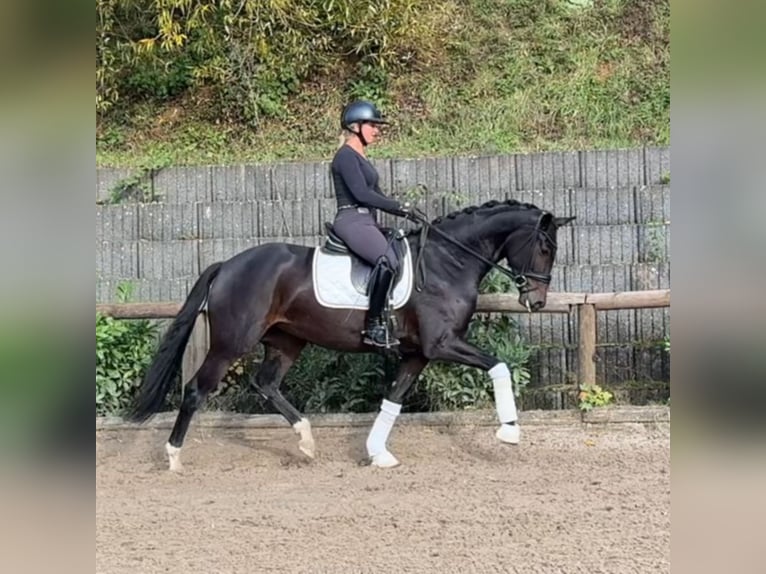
(96, 0, 452, 123)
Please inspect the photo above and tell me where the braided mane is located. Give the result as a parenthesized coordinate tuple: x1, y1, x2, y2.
(406, 198, 539, 237)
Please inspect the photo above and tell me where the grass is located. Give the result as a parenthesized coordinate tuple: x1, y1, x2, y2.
(96, 0, 669, 168)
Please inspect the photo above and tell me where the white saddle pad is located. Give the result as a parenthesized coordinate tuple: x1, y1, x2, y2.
(312, 241, 413, 310)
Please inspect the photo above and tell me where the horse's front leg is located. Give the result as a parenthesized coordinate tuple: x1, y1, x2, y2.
(427, 337, 521, 445)
(366, 353, 428, 468)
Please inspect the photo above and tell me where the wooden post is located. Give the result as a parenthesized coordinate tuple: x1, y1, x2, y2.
(578, 304, 597, 386)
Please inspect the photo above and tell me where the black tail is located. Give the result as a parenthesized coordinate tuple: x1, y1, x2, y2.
(126, 262, 223, 422)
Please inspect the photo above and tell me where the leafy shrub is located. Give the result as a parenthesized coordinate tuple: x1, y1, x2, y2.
(287, 349, 390, 414)
(347, 60, 391, 106)
(96, 0, 452, 121)
(578, 384, 614, 411)
(96, 285, 159, 415)
(122, 53, 195, 101)
(210, 347, 392, 414)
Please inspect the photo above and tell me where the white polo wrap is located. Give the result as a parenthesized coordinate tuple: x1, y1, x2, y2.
(366, 399, 402, 457)
(489, 362, 518, 423)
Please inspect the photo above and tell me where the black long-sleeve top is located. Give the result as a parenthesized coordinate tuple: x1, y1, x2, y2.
(331, 145, 402, 214)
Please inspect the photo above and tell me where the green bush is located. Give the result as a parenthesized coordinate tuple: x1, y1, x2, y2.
(96, 285, 159, 416)
(287, 349, 390, 413)
(122, 53, 195, 101)
(98, 0, 669, 166)
(96, 314, 159, 415)
(96, 0, 450, 121)
(578, 384, 614, 411)
(210, 347, 393, 414)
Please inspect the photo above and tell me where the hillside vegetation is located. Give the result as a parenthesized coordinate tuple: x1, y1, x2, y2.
(96, 0, 669, 168)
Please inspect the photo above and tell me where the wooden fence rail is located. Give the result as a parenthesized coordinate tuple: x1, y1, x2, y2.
(96, 289, 670, 387)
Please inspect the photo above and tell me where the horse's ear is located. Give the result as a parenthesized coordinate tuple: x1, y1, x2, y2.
(553, 216, 576, 227)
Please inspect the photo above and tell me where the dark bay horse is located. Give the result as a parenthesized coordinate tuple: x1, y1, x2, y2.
(128, 199, 574, 469)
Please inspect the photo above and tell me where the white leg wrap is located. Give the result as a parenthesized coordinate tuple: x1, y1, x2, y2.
(489, 362, 518, 423)
(366, 399, 401, 458)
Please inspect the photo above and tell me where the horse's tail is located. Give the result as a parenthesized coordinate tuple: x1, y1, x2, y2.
(126, 262, 223, 422)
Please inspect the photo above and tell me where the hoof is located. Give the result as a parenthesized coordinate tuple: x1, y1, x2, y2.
(166, 443, 183, 472)
(293, 418, 315, 459)
(496, 423, 521, 445)
(370, 450, 400, 468)
(298, 438, 316, 459)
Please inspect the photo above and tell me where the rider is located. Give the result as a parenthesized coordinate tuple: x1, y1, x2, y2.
(331, 100, 410, 348)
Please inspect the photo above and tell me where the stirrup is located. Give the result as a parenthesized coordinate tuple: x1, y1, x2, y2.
(363, 324, 399, 348)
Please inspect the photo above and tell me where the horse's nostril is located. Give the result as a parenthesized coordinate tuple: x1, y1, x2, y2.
(533, 301, 544, 311)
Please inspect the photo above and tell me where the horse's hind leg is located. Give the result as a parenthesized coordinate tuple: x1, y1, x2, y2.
(165, 348, 235, 471)
(250, 332, 314, 457)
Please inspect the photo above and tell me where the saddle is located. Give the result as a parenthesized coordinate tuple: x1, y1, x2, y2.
(320, 222, 408, 295)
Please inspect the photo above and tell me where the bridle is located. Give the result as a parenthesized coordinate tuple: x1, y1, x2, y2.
(408, 209, 555, 293)
(495, 213, 557, 292)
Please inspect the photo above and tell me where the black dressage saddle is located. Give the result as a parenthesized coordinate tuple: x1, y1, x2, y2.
(320, 222, 407, 295)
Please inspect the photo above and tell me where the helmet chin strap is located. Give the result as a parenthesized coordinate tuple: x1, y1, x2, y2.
(353, 124, 369, 147)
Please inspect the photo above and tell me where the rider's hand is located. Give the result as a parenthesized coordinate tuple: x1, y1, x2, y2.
(400, 201, 412, 214)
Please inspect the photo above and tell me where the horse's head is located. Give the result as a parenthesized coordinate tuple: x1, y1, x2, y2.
(503, 212, 575, 312)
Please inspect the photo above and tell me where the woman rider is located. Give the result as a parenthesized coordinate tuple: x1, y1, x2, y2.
(330, 100, 410, 348)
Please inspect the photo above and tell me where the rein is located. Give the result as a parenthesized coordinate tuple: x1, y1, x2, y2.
(408, 209, 553, 293)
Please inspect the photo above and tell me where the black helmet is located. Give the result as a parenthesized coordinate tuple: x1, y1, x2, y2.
(340, 100, 389, 130)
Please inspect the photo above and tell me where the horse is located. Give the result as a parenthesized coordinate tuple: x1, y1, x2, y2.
(127, 199, 575, 469)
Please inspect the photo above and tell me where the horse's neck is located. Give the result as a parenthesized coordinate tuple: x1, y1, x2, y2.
(411, 212, 523, 285)
(453, 212, 524, 259)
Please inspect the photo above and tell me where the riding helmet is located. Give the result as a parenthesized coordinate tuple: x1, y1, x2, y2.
(340, 100, 389, 130)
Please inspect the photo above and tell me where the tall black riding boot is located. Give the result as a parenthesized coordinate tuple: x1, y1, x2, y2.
(363, 262, 399, 348)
